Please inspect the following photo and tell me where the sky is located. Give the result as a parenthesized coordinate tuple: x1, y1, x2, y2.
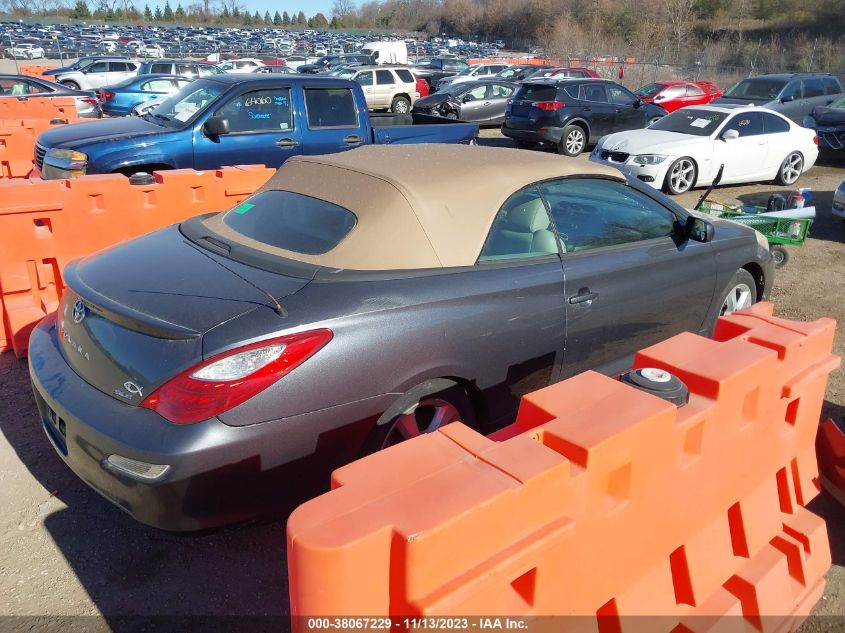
(245, 1, 337, 18)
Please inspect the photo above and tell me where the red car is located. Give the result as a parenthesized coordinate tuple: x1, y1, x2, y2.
(416, 76, 429, 98)
(634, 80, 722, 113)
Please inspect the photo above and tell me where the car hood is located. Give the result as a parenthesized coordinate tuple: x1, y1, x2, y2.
(812, 106, 845, 126)
(415, 92, 454, 107)
(712, 96, 774, 107)
(599, 129, 710, 154)
(37, 116, 174, 150)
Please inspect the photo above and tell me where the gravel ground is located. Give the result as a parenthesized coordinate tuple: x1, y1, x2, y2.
(0, 123, 843, 629)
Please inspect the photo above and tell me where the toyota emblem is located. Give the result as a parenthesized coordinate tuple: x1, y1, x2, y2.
(71, 300, 86, 324)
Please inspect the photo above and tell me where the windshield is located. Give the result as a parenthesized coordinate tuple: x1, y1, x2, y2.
(829, 95, 845, 109)
(149, 79, 226, 128)
(335, 67, 357, 79)
(649, 108, 729, 136)
(635, 83, 664, 97)
(724, 78, 788, 101)
(438, 82, 474, 97)
(456, 66, 474, 76)
(74, 58, 97, 70)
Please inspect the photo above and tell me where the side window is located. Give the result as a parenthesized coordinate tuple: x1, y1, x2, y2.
(87, 62, 108, 73)
(781, 81, 802, 100)
(176, 64, 196, 76)
(803, 78, 825, 98)
(216, 88, 293, 133)
(822, 77, 842, 95)
(478, 187, 559, 262)
(376, 69, 395, 85)
(608, 85, 636, 105)
(538, 178, 676, 253)
(465, 84, 487, 100)
(304, 87, 358, 128)
(109, 62, 128, 72)
(142, 79, 175, 92)
(490, 84, 513, 98)
(395, 69, 414, 84)
(151, 63, 171, 74)
(730, 112, 765, 137)
(686, 84, 705, 97)
(175, 79, 192, 90)
(762, 112, 789, 134)
(663, 86, 686, 99)
(581, 84, 608, 103)
(355, 71, 373, 86)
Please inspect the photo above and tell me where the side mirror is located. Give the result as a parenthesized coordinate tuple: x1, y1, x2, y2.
(686, 216, 714, 243)
(633, 98, 642, 108)
(781, 94, 795, 103)
(202, 115, 229, 137)
(462, 94, 473, 103)
(722, 128, 739, 141)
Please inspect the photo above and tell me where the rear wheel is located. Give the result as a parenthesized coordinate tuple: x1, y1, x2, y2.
(444, 110, 459, 119)
(770, 245, 789, 268)
(391, 95, 411, 114)
(774, 152, 803, 186)
(557, 124, 586, 156)
(61, 80, 80, 90)
(664, 157, 696, 195)
(361, 379, 475, 455)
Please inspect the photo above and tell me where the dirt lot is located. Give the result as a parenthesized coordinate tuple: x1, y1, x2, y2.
(0, 127, 843, 629)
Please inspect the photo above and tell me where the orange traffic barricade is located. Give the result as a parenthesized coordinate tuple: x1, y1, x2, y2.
(0, 117, 89, 178)
(0, 165, 274, 356)
(288, 302, 839, 630)
(18, 65, 54, 78)
(0, 96, 78, 120)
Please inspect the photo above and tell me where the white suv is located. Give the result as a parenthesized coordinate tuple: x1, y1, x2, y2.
(216, 59, 265, 73)
(56, 59, 140, 91)
(10, 43, 45, 59)
(340, 65, 420, 113)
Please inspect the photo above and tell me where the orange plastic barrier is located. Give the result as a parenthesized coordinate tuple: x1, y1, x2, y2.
(816, 419, 845, 506)
(0, 117, 88, 179)
(18, 65, 54, 78)
(0, 165, 274, 356)
(288, 302, 839, 629)
(0, 96, 78, 120)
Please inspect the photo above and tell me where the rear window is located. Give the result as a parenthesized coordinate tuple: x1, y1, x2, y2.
(222, 191, 357, 255)
(822, 77, 842, 95)
(514, 83, 558, 102)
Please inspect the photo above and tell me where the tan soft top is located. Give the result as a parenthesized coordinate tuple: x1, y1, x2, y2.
(203, 144, 623, 270)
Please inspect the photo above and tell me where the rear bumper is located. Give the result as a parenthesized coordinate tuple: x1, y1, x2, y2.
(500, 124, 563, 144)
(28, 314, 391, 531)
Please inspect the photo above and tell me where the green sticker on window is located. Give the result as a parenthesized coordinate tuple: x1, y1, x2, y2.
(233, 202, 254, 215)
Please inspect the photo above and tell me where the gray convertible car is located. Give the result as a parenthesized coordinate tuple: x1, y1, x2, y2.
(29, 145, 774, 530)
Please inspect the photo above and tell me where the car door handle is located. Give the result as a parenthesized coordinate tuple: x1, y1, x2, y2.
(344, 135, 362, 145)
(568, 289, 598, 305)
(275, 138, 299, 148)
(582, 107, 591, 112)
(757, 140, 768, 145)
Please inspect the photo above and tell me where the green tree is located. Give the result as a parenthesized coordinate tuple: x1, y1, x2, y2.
(242, 10, 252, 24)
(311, 11, 328, 28)
(163, 0, 173, 20)
(296, 10, 306, 24)
(273, 10, 282, 25)
(282, 10, 290, 25)
(105, 6, 114, 18)
(264, 10, 271, 24)
(253, 10, 261, 22)
(330, 16, 338, 28)
(231, 5, 240, 17)
(113, 7, 124, 19)
(143, 3, 152, 19)
(71, 0, 90, 18)
(220, 5, 229, 20)
(175, 3, 185, 19)
(154, 5, 162, 19)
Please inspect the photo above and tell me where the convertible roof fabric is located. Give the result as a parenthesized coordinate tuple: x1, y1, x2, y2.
(203, 144, 623, 270)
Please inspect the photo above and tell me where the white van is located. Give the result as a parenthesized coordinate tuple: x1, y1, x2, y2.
(360, 41, 407, 65)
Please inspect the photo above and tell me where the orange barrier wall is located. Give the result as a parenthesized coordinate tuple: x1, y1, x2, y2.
(18, 65, 54, 78)
(0, 165, 274, 356)
(0, 117, 88, 179)
(816, 420, 845, 506)
(288, 303, 839, 629)
(0, 97, 78, 120)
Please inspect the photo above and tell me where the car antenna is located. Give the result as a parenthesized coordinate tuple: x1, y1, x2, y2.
(694, 164, 724, 211)
(184, 240, 287, 317)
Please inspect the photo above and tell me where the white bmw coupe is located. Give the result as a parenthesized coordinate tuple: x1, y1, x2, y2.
(589, 105, 818, 194)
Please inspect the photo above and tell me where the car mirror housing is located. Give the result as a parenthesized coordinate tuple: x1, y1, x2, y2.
(722, 129, 739, 141)
(686, 216, 714, 243)
(781, 95, 795, 103)
(202, 116, 230, 137)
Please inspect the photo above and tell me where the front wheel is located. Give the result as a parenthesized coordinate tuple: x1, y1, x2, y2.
(718, 269, 757, 317)
(391, 95, 410, 114)
(774, 152, 803, 186)
(557, 124, 586, 156)
(360, 379, 475, 455)
(664, 157, 697, 195)
(61, 81, 80, 90)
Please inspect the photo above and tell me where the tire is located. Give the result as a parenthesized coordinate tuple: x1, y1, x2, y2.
(770, 245, 789, 268)
(61, 81, 80, 90)
(664, 157, 697, 195)
(774, 152, 803, 186)
(360, 379, 475, 456)
(444, 110, 459, 120)
(391, 95, 410, 114)
(717, 269, 758, 318)
(557, 124, 586, 156)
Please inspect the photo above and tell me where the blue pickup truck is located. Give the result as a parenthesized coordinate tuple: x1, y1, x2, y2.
(35, 75, 479, 178)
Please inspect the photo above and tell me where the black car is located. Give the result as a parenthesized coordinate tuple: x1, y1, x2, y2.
(412, 57, 469, 89)
(501, 78, 668, 156)
(298, 54, 373, 74)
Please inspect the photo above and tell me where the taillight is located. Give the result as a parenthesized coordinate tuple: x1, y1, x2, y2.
(80, 97, 98, 106)
(100, 90, 115, 101)
(813, 135, 819, 146)
(534, 101, 565, 111)
(141, 329, 332, 424)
